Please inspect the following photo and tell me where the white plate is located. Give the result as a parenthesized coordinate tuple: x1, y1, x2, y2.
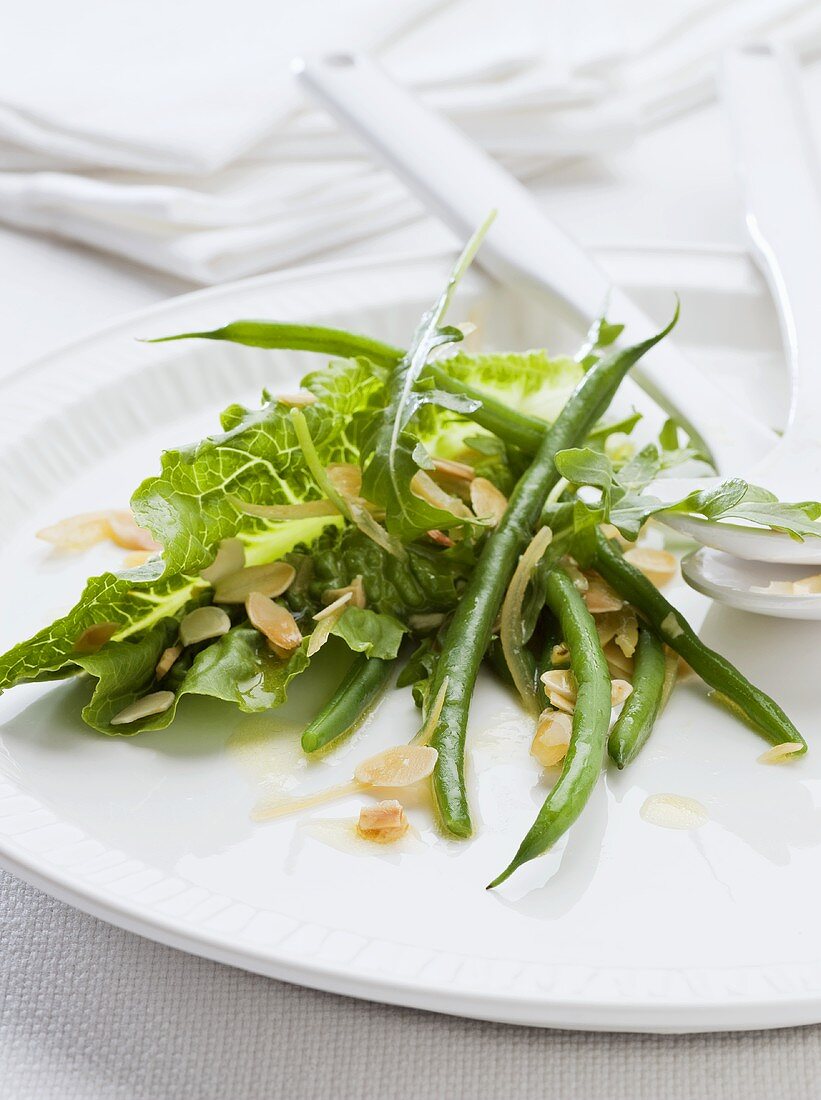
(2, 244, 819, 1034)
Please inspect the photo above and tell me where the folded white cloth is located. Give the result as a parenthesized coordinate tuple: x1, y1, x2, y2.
(1, 0, 820, 283)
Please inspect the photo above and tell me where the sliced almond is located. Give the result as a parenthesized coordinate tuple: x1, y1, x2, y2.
(156, 644, 183, 680)
(583, 573, 623, 613)
(541, 669, 577, 713)
(560, 558, 589, 593)
(73, 622, 119, 654)
(122, 550, 154, 569)
(213, 562, 296, 603)
(469, 477, 508, 526)
(326, 463, 362, 499)
(201, 538, 245, 584)
(531, 710, 573, 767)
(108, 512, 161, 552)
(322, 575, 366, 610)
(356, 799, 409, 843)
(432, 457, 475, 482)
(354, 744, 438, 788)
(603, 641, 634, 680)
(550, 642, 570, 667)
(426, 529, 456, 547)
(623, 547, 677, 588)
(277, 390, 317, 408)
(314, 591, 353, 622)
(246, 592, 302, 657)
(179, 605, 231, 647)
(611, 679, 633, 706)
(758, 742, 804, 765)
(110, 690, 175, 726)
(640, 793, 708, 831)
(614, 608, 638, 658)
(307, 602, 348, 656)
(37, 512, 112, 551)
(410, 470, 471, 518)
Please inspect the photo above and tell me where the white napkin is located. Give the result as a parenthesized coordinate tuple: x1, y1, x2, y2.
(0, 0, 819, 283)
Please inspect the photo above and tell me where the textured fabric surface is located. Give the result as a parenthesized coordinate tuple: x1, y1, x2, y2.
(1, 868, 819, 1100)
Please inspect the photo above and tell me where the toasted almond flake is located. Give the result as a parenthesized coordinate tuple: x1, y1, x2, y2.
(322, 575, 366, 610)
(37, 512, 112, 551)
(307, 603, 347, 656)
(614, 609, 639, 658)
(246, 592, 302, 654)
(108, 512, 161, 552)
(73, 622, 119, 654)
(354, 744, 438, 788)
(661, 611, 684, 639)
(432, 457, 476, 482)
(469, 477, 508, 526)
(541, 669, 576, 699)
(122, 550, 153, 568)
(410, 469, 472, 518)
(603, 641, 634, 680)
(531, 710, 573, 767)
(314, 591, 353, 622)
(561, 558, 589, 593)
(213, 562, 296, 603)
(356, 799, 409, 843)
(326, 463, 363, 499)
(758, 742, 804, 765)
(408, 612, 446, 632)
(179, 605, 231, 647)
(201, 538, 245, 584)
(277, 390, 317, 408)
(583, 574, 623, 613)
(426, 528, 456, 547)
(640, 793, 708, 830)
(599, 522, 633, 548)
(550, 642, 570, 666)
(110, 690, 175, 726)
(611, 679, 633, 706)
(623, 547, 677, 588)
(156, 644, 183, 679)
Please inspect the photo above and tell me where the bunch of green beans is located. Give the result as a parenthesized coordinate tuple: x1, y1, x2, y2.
(488, 567, 612, 887)
(593, 531, 806, 753)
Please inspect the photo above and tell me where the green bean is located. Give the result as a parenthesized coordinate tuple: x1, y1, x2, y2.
(301, 655, 393, 753)
(593, 532, 806, 753)
(150, 320, 549, 454)
(426, 316, 678, 838)
(488, 567, 611, 888)
(607, 627, 666, 768)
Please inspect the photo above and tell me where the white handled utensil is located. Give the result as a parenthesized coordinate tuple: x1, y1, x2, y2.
(681, 43, 821, 616)
(294, 52, 774, 474)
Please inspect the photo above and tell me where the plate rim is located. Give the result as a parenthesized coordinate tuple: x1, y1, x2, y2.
(4, 239, 809, 1035)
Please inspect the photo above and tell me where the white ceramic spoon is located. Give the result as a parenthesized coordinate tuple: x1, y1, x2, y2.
(665, 44, 821, 578)
(294, 52, 773, 473)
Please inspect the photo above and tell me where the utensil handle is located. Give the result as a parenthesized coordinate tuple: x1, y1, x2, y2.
(295, 51, 775, 472)
(722, 44, 821, 494)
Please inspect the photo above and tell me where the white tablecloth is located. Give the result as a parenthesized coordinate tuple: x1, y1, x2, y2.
(3, 66, 821, 1100)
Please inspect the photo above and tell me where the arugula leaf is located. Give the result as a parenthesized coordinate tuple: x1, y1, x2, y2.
(360, 217, 492, 539)
(556, 446, 821, 542)
(327, 607, 406, 659)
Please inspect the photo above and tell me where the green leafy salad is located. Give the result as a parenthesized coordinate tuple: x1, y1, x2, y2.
(2, 223, 818, 885)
